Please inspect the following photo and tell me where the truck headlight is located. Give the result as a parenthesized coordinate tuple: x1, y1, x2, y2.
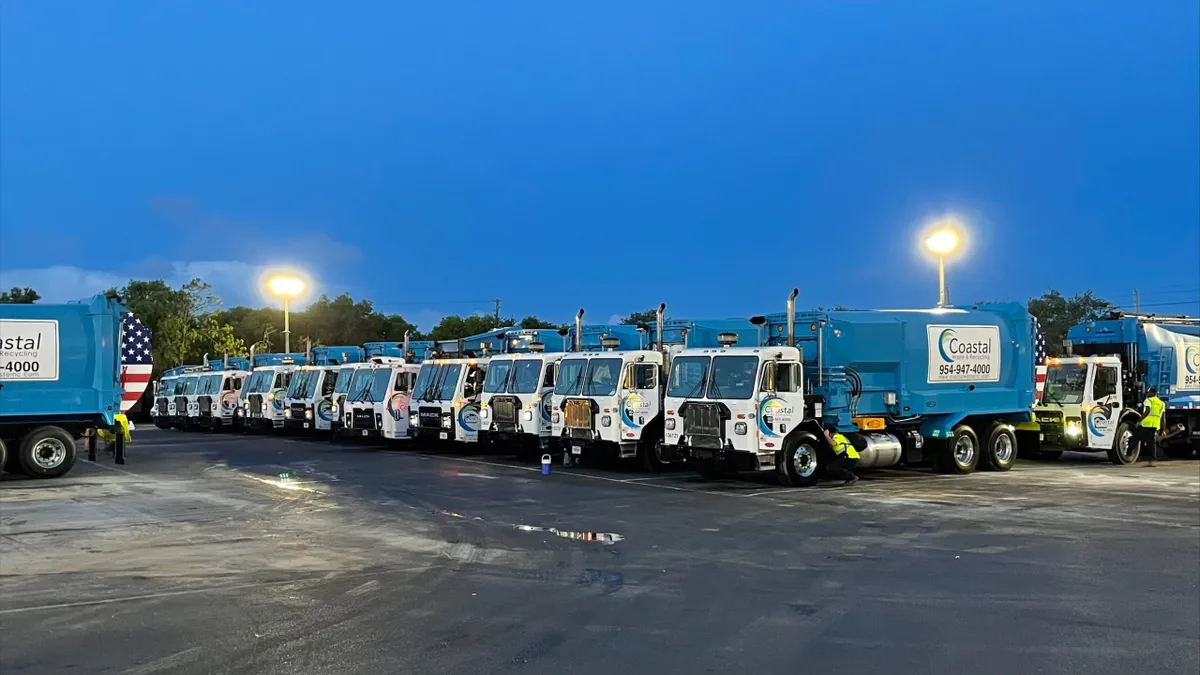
(601, 415, 612, 427)
(522, 410, 533, 421)
(480, 409, 490, 420)
(552, 412, 561, 424)
(442, 416, 452, 429)
(665, 418, 676, 431)
(1066, 419, 1082, 437)
(734, 422, 747, 435)
(305, 409, 313, 419)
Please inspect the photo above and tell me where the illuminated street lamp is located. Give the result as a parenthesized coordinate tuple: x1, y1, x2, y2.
(267, 275, 305, 352)
(924, 223, 960, 308)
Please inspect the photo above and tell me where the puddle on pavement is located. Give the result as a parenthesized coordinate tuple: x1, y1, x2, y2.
(578, 568, 624, 594)
(514, 524, 625, 545)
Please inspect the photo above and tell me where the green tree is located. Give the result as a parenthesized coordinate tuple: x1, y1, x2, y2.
(518, 315, 558, 329)
(428, 313, 514, 341)
(1028, 290, 1115, 355)
(0, 287, 40, 303)
(620, 309, 660, 326)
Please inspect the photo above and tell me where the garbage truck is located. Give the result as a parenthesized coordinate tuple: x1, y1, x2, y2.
(284, 346, 363, 433)
(0, 295, 138, 477)
(476, 329, 567, 452)
(1032, 313, 1200, 462)
(235, 352, 307, 431)
(664, 290, 1041, 485)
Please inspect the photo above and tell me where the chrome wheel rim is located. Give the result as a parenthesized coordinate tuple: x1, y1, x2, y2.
(32, 438, 67, 469)
(792, 444, 817, 478)
(1118, 429, 1134, 457)
(994, 433, 1014, 464)
(954, 435, 976, 466)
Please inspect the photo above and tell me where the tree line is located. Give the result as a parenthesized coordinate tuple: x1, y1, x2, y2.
(0, 282, 1126, 374)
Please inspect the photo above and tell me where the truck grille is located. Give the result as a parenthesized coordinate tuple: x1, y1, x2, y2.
(156, 397, 169, 415)
(685, 403, 723, 437)
(490, 396, 519, 425)
(198, 396, 213, 416)
(418, 406, 442, 429)
(174, 396, 187, 413)
(249, 395, 264, 416)
(1036, 409, 1063, 433)
(564, 399, 593, 430)
(351, 407, 376, 430)
(290, 403, 307, 420)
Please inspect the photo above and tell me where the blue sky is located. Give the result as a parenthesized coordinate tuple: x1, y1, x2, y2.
(2, 1, 1197, 328)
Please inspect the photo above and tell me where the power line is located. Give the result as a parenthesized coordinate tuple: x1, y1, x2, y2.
(1114, 299, 1200, 310)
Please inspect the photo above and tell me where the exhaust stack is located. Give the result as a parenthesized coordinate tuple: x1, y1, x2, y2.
(574, 309, 585, 352)
(656, 303, 666, 354)
(786, 288, 798, 347)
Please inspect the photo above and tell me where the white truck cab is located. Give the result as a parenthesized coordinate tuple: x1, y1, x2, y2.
(283, 365, 341, 433)
(151, 375, 179, 429)
(194, 370, 249, 429)
(238, 365, 299, 430)
(186, 372, 222, 427)
(1034, 355, 1139, 463)
(342, 358, 420, 440)
(479, 346, 564, 450)
(171, 374, 201, 428)
(329, 363, 372, 435)
(662, 342, 807, 477)
(409, 357, 489, 443)
(549, 346, 667, 466)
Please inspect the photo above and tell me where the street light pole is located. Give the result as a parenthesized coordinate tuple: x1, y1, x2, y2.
(283, 297, 291, 353)
(937, 255, 946, 308)
(267, 274, 306, 353)
(924, 223, 960, 308)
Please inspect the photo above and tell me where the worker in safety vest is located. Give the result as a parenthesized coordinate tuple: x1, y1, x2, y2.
(1139, 387, 1165, 467)
(823, 424, 859, 487)
(97, 413, 132, 446)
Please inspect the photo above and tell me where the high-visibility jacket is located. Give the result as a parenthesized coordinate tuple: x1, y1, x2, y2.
(1140, 396, 1165, 429)
(97, 414, 132, 444)
(832, 432, 860, 459)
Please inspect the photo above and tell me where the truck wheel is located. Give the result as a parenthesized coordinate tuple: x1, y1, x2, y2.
(0, 438, 8, 474)
(777, 433, 821, 487)
(1106, 422, 1138, 465)
(18, 426, 77, 478)
(639, 437, 669, 472)
(936, 425, 980, 474)
(980, 423, 1017, 471)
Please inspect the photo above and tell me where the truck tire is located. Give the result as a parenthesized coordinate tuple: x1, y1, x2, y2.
(18, 426, 77, 479)
(0, 438, 8, 474)
(980, 423, 1017, 471)
(777, 433, 822, 487)
(935, 425, 980, 474)
(1106, 421, 1139, 465)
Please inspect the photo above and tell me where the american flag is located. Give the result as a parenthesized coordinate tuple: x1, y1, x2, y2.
(1032, 316, 1048, 405)
(120, 312, 154, 413)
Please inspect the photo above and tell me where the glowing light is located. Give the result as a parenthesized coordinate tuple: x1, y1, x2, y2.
(925, 228, 959, 255)
(267, 275, 305, 297)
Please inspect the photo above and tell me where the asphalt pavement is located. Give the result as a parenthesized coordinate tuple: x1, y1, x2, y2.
(2, 429, 1198, 675)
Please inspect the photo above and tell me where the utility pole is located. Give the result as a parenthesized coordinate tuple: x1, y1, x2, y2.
(1134, 289, 1140, 314)
(491, 298, 501, 323)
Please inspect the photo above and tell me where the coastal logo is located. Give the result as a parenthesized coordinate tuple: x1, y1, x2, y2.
(1086, 403, 1113, 436)
(1185, 345, 1200, 375)
(937, 329, 957, 363)
(317, 399, 336, 422)
(458, 403, 481, 432)
(620, 393, 650, 428)
(220, 392, 238, 412)
(757, 396, 794, 438)
(541, 397, 553, 423)
(937, 327, 993, 363)
(387, 392, 411, 421)
(270, 389, 286, 411)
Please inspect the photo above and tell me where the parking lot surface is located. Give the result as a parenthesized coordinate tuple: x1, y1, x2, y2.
(2, 429, 1198, 675)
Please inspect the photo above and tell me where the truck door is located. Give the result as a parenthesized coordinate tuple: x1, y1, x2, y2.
(620, 362, 661, 441)
(757, 361, 804, 452)
(539, 362, 558, 434)
(387, 370, 414, 437)
(1085, 363, 1122, 450)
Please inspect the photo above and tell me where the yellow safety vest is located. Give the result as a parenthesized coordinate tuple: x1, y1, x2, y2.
(832, 433, 860, 459)
(98, 414, 132, 443)
(1140, 396, 1164, 429)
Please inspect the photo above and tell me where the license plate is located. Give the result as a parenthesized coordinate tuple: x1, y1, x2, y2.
(303, 422, 310, 429)
(439, 432, 448, 440)
(571, 445, 582, 455)
(361, 430, 368, 437)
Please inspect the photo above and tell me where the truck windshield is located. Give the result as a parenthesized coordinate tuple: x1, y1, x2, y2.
(334, 367, 354, 394)
(437, 365, 463, 401)
(183, 377, 198, 395)
(484, 360, 512, 394)
(202, 374, 222, 395)
(708, 356, 758, 400)
(347, 368, 375, 401)
(667, 356, 710, 398)
(307, 369, 326, 396)
(286, 370, 311, 398)
(1044, 363, 1087, 405)
(366, 369, 392, 402)
(555, 359, 588, 396)
(583, 358, 621, 397)
(510, 360, 542, 394)
(246, 371, 271, 393)
(413, 364, 439, 401)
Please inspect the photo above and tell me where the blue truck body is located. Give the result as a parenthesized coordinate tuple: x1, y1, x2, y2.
(652, 318, 761, 350)
(207, 357, 252, 372)
(312, 345, 366, 365)
(762, 303, 1037, 440)
(434, 328, 564, 357)
(0, 295, 128, 477)
(251, 352, 308, 368)
(565, 324, 645, 351)
(362, 341, 436, 362)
